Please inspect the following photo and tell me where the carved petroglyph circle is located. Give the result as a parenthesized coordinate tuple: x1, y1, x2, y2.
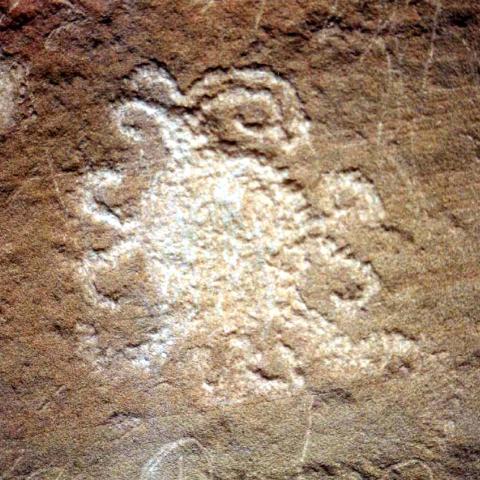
(140, 439, 212, 480)
(74, 65, 419, 404)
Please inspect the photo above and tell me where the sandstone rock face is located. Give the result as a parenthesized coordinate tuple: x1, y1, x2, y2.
(0, 1, 479, 479)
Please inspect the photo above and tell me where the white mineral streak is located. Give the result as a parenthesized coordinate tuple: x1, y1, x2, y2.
(75, 66, 418, 404)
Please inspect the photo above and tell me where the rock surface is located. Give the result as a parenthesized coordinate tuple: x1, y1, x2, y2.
(0, 0, 479, 478)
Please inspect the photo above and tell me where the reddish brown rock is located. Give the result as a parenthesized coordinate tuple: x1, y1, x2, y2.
(0, 1, 479, 479)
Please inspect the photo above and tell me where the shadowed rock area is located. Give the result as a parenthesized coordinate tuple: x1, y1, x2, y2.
(0, 0, 479, 478)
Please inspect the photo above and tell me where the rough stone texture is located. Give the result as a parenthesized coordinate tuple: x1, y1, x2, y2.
(0, 0, 479, 479)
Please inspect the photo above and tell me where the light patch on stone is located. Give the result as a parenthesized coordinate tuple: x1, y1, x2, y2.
(141, 438, 212, 480)
(0, 62, 24, 134)
(383, 460, 434, 480)
(315, 171, 385, 229)
(74, 66, 419, 404)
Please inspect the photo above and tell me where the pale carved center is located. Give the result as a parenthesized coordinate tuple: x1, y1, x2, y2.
(74, 66, 418, 404)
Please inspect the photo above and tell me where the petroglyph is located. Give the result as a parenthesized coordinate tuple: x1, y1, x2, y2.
(0, 450, 25, 480)
(300, 396, 314, 465)
(140, 438, 212, 480)
(25, 467, 65, 480)
(192, 0, 215, 13)
(422, 1, 442, 91)
(383, 460, 433, 480)
(45, 21, 87, 52)
(73, 65, 420, 404)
